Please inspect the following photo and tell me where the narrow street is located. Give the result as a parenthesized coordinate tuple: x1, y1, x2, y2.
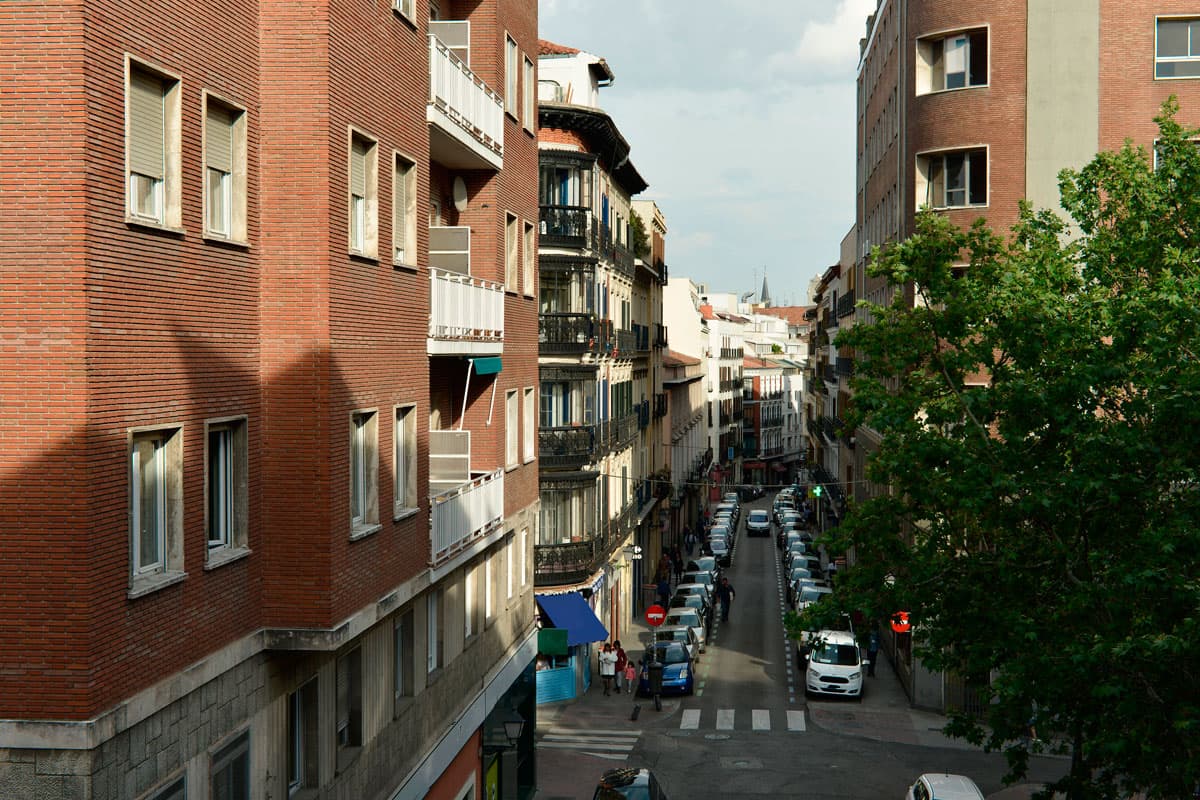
(535, 493, 1067, 799)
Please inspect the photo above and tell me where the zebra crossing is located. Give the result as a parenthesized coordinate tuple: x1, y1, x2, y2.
(536, 727, 640, 761)
(677, 707, 807, 732)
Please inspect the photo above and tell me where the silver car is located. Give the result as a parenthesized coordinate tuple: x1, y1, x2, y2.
(653, 624, 701, 661)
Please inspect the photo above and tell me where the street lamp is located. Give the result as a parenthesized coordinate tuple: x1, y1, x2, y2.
(501, 711, 526, 747)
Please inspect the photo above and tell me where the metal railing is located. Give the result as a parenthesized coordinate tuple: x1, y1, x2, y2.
(538, 425, 597, 469)
(427, 34, 503, 158)
(539, 313, 602, 354)
(654, 322, 668, 348)
(430, 468, 504, 564)
(837, 288, 857, 318)
(429, 267, 504, 345)
(539, 205, 590, 248)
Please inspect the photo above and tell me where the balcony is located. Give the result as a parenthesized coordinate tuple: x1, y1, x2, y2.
(428, 265, 504, 356)
(595, 227, 635, 276)
(429, 429, 504, 564)
(653, 392, 667, 418)
(837, 289, 857, 318)
(823, 364, 836, 384)
(539, 312, 604, 355)
(615, 328, 636, 356)
(427, 28, 504, 170)
(540, 205, 591, 249)
(631, 323, 651, 352)
(637, 400, 651, 430)
(534, 529, 618, 586)
(836, 356, 855, 378)
(538, 425, 597, 470)
(613, 412, 639, 448)
(654, 322, 668, 348)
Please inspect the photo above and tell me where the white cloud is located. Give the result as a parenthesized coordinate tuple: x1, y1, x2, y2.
(767, 0, 876, 77)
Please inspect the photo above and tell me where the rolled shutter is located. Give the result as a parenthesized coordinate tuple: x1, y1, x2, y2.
(206, 103, 234, 174)
(130, 69, 165, 178)
(350, 139, 367, 197)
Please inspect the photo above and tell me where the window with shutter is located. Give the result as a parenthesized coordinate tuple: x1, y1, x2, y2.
(129, 68, 166, 220)
(350, 138, 367, 252)
(206, 103, 234, 236)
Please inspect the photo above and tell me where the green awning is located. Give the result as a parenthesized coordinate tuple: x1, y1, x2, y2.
(472, 357, 502, 375)
(538, 627, 569, 656)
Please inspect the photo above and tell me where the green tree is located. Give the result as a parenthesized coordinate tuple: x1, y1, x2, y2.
(793, 100, 1200, 798)
(630, 209, 651, 260)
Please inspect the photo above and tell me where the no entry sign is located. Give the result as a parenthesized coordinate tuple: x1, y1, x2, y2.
(645, 604, 667, 627)
(891, 611, 911, 634)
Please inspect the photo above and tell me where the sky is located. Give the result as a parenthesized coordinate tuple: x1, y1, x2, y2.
(538, 0, 877, 307)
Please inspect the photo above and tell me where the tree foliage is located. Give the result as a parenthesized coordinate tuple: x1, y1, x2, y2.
(630, 209, 651, 260)
(809, 100, 1200, 798)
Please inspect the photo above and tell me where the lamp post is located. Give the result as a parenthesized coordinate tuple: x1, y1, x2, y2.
(484, 710, 526, 800)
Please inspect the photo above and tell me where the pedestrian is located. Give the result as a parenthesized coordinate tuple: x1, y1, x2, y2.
(613, 640, 628, 694)
(670, 547, 683, 584)
(715, 577, 735, 622)
(624, 660, 637, 693)
(598, 643, 617, 696)
(656, 576, 671, 608)
(683, 524, 695, 556)
(867, 625, 880, 677)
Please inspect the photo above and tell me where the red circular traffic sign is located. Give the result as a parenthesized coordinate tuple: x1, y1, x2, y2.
(891, 611, 911, 634)
(645, 604, 667, 627)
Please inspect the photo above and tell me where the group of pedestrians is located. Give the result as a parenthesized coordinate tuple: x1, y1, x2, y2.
(597, 640, 637, 696)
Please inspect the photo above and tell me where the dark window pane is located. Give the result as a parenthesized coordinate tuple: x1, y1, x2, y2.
(969, 31, 988, 85)
(1158, 19, 1189, 57)
(969, 150, 987, 204)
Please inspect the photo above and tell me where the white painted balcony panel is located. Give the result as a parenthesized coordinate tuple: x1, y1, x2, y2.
(428, 266, 504, 355)
(430, 468, 504, 564)
(428, 34, 503, 170)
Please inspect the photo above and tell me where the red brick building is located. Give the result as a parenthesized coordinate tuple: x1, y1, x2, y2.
(850, 0, 1200, 712)
(0, 0, 540, 796)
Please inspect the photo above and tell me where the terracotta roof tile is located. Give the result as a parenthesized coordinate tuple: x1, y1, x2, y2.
(538, 39, 579, 56)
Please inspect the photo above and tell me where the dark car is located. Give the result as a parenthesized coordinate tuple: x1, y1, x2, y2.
(594, 767, 670, 800)
(637, 641, 695, 696)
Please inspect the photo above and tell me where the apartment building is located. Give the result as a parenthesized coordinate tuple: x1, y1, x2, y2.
(852, 0, 1200, 712)
(0, 1, 540, 797)
(740, 357, 786, 489)
(532, 41, 659, 703)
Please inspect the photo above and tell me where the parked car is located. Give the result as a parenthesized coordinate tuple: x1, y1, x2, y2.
(716, 501, 739, 524)
(788, 576, 830, 609)
(746, 509, 771, 537)
(680, 570, 715, 591)
(675, 581, 713, 605)
(787, 553, 823, 575)
(668, 593, 707, 618)
(791, 582, 833, 612)
(653, 624, 701, 662)
(637, 641, 695, 697)
(805, 630, 864, 699)
(708, 524, 732, 547)
(904, 774, 986, 800)
(797, 613, 855, 661)
(685, 557, 720, 582)
(664, 607, 706, 651)
(784, 539, 813, 562)
(707, 536, 732, 567)
(594, 767, 670, 800)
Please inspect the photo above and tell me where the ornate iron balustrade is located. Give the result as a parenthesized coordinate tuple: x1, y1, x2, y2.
(538, 425, 597, 469)
(837, 289, 857, 318)
(822, 364, 836, 384)
(615, 328, 636, 355)
(613, 412, 638, 448)
(534, 534, 612, 586)
(539, 205, 591, 248)
(636, 400, 651, 430)
(653, 393, 667, 418)
(836, 356, 855, 377)
(539, 313, 600, 354)
(654, 322, 668, 348)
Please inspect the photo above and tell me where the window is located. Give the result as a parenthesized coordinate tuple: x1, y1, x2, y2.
(505, 35, 518, 117)
(393, 0, 414, 22)
(394, 609, 414, 709)
(1157, 17, 1200, 78)
(203, 94, 247, 241)
(130, 426, 183, 591)
(520, 528, 528, 586)
(918, 148, 987, 209)
(126, 60, 181, 227)
(522, 55, 535, 131)
(287, 679, 319, 794)
(427, 587, 444, 673)
(506, 389, 519, 467)
(522, 386, 535, 463)
(394, 405, 417, 517)
(350, 411, 379, 534)
(211, 731, 250, 800)
(522, 220, 535, 296)
(506, 536, 514, 599)
(348, 131, 378, 257)
(335, 648, 362, 770)
(393, 154, 417, 266)
(505, 212, 519, 290)
(206, 418, 248, 561)
(147, 778, 186, 800)
(916, 29, 987, 94)
(464, 565, 475, 639)
(484, 553, 493, 621)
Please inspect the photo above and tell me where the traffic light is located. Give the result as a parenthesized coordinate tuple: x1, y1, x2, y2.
(812, 484, 823, 498)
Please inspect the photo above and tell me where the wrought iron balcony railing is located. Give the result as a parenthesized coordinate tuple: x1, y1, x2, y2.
(538, 425, 597, 469)
(539, 313, 602, 354)
(539, 204, 591, 248)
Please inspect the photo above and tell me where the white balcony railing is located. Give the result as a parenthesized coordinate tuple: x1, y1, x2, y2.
(428, 33, 503, 160)
(430, 467, 504, 564)
(428, 257, 504, 355)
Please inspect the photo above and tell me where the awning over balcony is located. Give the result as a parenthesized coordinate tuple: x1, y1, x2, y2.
(535, 592, 608, 647)
(471, 356, 502, 375)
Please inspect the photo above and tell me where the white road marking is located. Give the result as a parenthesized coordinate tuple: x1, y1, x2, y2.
(680, 709, 701, 730)
(716, 709, 735, 730)
(752, 709, 770, 730)
(787, 710, 807, 731)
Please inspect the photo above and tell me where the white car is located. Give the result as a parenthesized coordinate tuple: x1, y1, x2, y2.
(664, 607, 706, 652)
(792, 583, 833, 612)
(805, 630, 864, 699)
(746, 509, 771, 537)
(653, 624, 700, 661)
(905, 773, 986, 800)
(675, 581, 712, 605)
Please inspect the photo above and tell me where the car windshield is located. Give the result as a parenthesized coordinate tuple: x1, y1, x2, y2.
(668, 611, 699, 627)
(812, 643, 859, 666)
(682, 572, 711, 585)
(749, 511, 769, 522)
(709, 541, 728, 552)
(800, 587, 830, 603)
(647, 643, 689, 664)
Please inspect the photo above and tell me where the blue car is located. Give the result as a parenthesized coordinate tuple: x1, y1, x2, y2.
(637, 642, 695, 696)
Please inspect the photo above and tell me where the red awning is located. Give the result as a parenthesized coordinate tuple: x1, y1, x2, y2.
(772, 463, 788, 472)
(743, 461, 766, 470)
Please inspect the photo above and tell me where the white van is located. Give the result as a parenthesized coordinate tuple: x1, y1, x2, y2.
(805, 630, 864, 699)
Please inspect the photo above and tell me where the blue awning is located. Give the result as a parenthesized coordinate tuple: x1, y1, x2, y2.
(471, 356, 503, 375)
(536, 592, 609, 647)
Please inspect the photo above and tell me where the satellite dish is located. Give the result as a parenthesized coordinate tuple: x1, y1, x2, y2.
(452, 176, 468, 212)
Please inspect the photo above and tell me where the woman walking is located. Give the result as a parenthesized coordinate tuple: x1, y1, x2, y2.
(613, 640, 628, 694)
(598, 643, 617, 696)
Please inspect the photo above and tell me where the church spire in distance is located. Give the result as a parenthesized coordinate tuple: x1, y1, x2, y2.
(760, 270, 771, 307)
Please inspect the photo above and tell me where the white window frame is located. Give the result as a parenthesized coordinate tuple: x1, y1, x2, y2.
(522, 386, 535, 463)
(125, 57, 182, 229)
(335, 647, 363, 769)
(394, 609, 414, 710)
(522, 54, 535, 132)
(1156, 16, 1200, 79)
(129, 425, 184, 594)
(393, 152, 417, 267)
(287, 678, 318, 794)
(394, 404, 417, 518)
(484, 553, 494, 621)
(916, 147, 988, 211)
(427, 587, 443, 673)
(202, 91, 248, 243)
(210, 731, 250, 799)
(393, 0, 415, 23)
(350, 410, 379, 536)
(205, 416, 248, 563)
(506, 536, 514, 600)
(522, 219, 535, 297)
(505, 34, 519, 117)
(348, 128, 379, 258)
(505, 389, 519, 468)
(520, 528, 528, 586)
(915, 27, 988, 95)
(464, 566, 475, 639)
